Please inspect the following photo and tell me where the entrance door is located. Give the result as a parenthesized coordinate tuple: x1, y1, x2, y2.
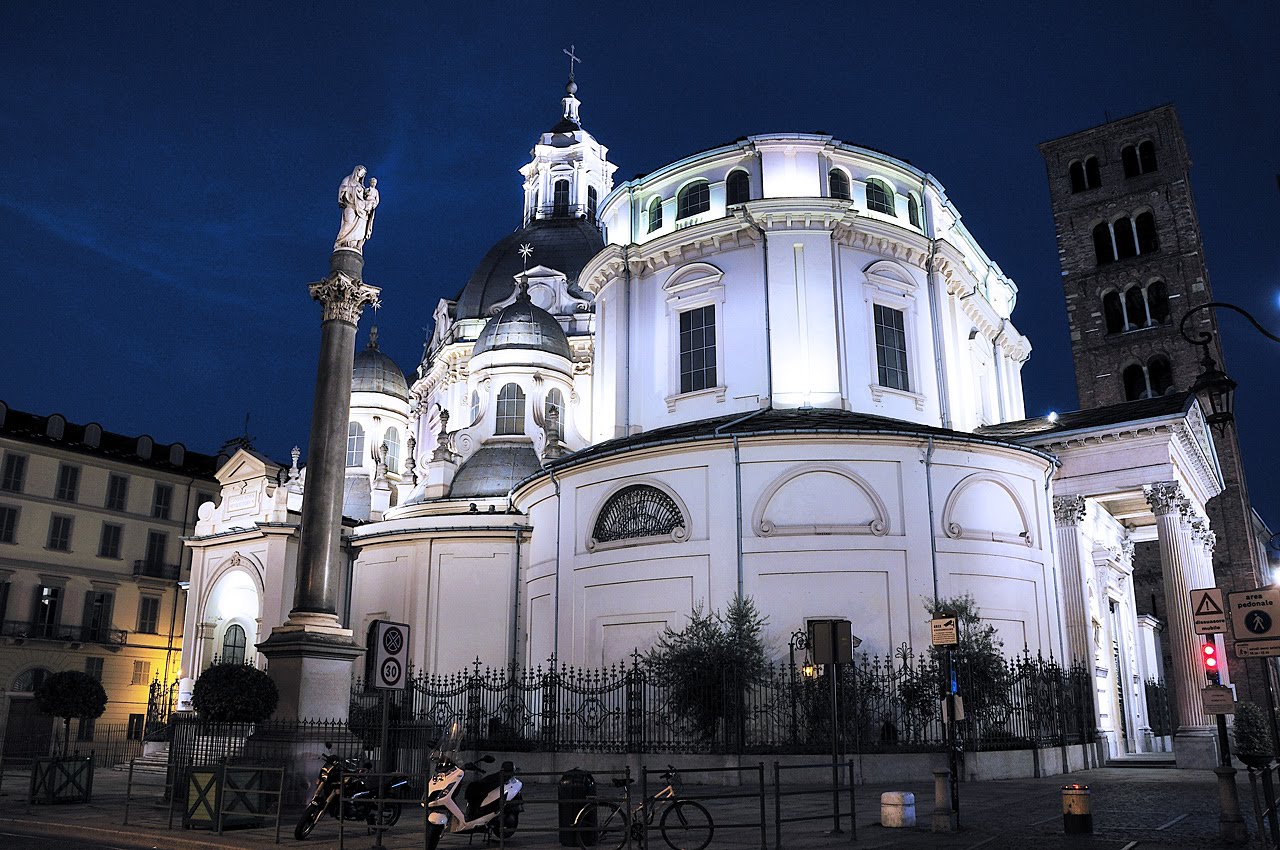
(3, 697, 55, 761)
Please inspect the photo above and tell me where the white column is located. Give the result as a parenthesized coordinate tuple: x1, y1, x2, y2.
(1146, 482, 1217, 768)
(1053, 495, 1092, 664)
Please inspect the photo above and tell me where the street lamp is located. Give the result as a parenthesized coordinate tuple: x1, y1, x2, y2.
(1180, 302, 1280, 430)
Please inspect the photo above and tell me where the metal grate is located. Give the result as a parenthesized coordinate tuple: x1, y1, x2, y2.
(592, 485, 684, 543)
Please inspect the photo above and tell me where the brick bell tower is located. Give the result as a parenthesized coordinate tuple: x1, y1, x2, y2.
(1040, 105, 1269, 706)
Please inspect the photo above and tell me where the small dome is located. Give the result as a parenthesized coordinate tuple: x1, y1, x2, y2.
(472, 292, 572, 360)
(449, 443, 543, 499)
(352, 329, 409, 400)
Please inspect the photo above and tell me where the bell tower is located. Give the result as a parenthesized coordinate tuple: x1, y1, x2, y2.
(519, 57, 617, 227)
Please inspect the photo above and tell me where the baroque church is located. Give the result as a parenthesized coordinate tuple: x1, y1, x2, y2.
(180, 80, 1272, 768)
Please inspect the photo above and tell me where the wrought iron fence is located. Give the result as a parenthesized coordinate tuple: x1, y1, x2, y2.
(1144, 678, 1175, 738)
(54, 722, 145, 768)
(347, 649, 1096, 756)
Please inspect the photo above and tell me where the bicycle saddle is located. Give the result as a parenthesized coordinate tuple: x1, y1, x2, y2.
(611, 776, 634, 788)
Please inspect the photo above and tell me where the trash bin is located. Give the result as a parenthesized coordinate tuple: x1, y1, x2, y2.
(559, 768, 596, 847)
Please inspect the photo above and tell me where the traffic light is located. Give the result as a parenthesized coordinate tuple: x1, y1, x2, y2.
(1201, 641, 1220, 684)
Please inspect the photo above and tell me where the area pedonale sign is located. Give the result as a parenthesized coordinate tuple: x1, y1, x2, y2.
(1228, 588, 1280, 657)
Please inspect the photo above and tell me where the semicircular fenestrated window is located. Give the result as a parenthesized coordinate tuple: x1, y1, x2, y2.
(12, 667, 51, 693)
(590, 484, 687, 547)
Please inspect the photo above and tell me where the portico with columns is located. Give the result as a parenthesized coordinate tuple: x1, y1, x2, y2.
(987, 393, 1225, 767)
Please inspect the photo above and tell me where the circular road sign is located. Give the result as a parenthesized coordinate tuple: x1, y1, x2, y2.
(383, 626, 404, 654)
(380, 658, 402, 686)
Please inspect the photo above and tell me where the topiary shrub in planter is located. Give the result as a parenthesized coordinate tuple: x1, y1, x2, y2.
(34, 670, 108, 754)
(1232, 701, 1274, 769)
(192, 663, 278, 723)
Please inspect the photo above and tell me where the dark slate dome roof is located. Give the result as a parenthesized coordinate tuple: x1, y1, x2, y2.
(472, 293, 572, 360)
(455, 218, 603, 319)
(352, 331, 409, 400)
(449, 442, 543, 499)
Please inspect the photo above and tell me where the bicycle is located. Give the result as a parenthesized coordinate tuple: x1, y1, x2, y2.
(573, 767, 713, 850)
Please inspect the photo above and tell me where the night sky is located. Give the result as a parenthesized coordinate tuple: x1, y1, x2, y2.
(3, 3, 1277, 526)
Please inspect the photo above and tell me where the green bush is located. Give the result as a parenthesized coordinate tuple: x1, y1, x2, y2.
(1233, 701, 1274, 768)
(193, 663, 279, 723)
(645, 595, 769, 744)
(34, 670, 108, 753)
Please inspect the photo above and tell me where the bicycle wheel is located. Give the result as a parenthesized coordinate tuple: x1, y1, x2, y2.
(575, 800, 626, 850)
(659, 799, 712, 850)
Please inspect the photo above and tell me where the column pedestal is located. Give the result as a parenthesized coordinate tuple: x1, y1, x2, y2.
(1174, 728, 1220, 769)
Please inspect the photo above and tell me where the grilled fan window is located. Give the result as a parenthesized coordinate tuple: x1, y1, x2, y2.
(592, 485, 684, 544)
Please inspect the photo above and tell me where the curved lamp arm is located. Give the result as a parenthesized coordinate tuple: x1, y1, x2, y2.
(1180, 301, 1280, 349)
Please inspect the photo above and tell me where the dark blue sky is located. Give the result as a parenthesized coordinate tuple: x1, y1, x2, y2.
(3, 3, 1277, 525)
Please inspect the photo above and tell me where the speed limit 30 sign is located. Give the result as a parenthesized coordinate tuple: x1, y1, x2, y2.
(368, 620, 410, 690)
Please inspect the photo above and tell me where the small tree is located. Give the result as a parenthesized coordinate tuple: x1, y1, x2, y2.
(34, 670, 107, 754)
(1233, 701, 1274, 768)
(192, 663, 279, 723)
(924, 594, 1013, 732)
(645, 595, 768, 744)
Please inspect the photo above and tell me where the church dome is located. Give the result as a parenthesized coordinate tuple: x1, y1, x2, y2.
(449, 442, 543, 499)
(472, 292, 572, 360)
(455, 218, 603, 320)
(352, 331, 409, 400)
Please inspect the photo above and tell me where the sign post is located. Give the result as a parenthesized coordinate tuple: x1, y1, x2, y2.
(808, 619, 852, 834)
(931, 612, 961, 828)
(366, 620, 409, 847)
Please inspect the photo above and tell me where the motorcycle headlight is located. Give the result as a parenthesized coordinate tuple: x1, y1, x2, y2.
(427, 788, 450, 803)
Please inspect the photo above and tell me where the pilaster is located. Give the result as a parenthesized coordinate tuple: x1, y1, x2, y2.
(1053, 495, 1092, 664)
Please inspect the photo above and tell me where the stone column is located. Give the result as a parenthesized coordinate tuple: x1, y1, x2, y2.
(1146, 481, 1217, 768)
(258, 248, 378, 722)
(1054, 495, 1093, 665)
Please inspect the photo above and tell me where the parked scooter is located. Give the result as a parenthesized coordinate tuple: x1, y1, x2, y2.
(423, 721, 523, 849)
(295, 742, 410, 840)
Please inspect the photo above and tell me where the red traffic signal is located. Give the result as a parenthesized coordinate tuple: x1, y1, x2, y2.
(1202, 642, 1220, 681)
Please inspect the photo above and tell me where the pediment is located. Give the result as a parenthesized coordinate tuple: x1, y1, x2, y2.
(216, 447, 282, 486)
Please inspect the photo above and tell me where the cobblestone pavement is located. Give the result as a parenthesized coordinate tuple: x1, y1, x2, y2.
(0, 764, 1258, 849)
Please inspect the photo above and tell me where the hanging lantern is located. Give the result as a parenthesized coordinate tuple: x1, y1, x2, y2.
(1189, 351, 1236, 430)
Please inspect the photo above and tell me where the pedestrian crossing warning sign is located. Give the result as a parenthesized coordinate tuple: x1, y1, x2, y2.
(1190, 588, 1226, 635)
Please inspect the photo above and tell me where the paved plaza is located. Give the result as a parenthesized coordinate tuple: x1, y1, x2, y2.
(0, 762, 1256, 850)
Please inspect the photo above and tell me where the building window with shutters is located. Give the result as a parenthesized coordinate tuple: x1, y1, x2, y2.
(138, 596, 160, 634)
(106, 474, 129, 511)
(47, 515, 73, 551)
(99, 523, 123, 558)
(0, 505, 17, 544)
(55, 464, 80, 502)
(152, 483, 173, 519)
(131, 660, 151, 685)
(1, 454, 27, 493)
(83, 591, 114, 642)
(84, 657, 104, 680)
(145, 530, 168, 567)
(34, 585, 62, 637)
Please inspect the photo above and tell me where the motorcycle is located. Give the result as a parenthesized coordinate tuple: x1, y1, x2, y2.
(295, 742, 410, 840)
(423, 721, 523, 849)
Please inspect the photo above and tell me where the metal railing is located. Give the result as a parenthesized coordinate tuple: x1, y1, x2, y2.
(349, 650, 1096, 756)
(0, 619, 127, 645)
(133, 559, 181, 580)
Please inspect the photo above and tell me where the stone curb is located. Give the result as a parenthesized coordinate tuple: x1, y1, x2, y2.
(0, 816, 268, 850)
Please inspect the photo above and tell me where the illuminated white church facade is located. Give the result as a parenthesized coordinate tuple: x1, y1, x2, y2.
(182, 81, 1234, 766)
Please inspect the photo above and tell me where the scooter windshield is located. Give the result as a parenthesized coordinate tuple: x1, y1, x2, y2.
(431, 720, 464, 762)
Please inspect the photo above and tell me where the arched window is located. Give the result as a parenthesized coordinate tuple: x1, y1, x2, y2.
(1138, 140, 1157, 173)
(221, 624, 247, 665)
(1123, 364, 1148, 401)
(496, 383, 525, 435)
(591, 484, 686, 544)
(865, 179, 895, 215)
(383, 427, 400, 473)
(1084, 156, 1101, 189)
(346, 422, 365, 467)
(1069, 161, 1086, 193)
(726, 170, 750, 206)
(12, 667, 50, 693)
(587, 186, 598, 221)
(1125, 285, 1149, 329)
(1122, 145, 1140, 179)
(1092, 222, 1115, 265)
(470, 391, 481, 424)
(1103, 292, 1125, 334)
(545, 388, 565, 440)
(676, 182, 710, 219)
(907, 194, 921, 228)
(1147, 280, 1170, 324)
(648, 197, 663, 232)
(1113, 216, 1137, 260)
(1135, 212, 1158, 254)
(553, 179, 570, 217)
(828, 169, 851, 200)
(1148, 355, 1174, 396)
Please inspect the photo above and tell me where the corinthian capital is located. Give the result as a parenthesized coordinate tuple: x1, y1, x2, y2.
(1053, 495, 1088, 526)
(309, 272, 381, 324)
(1144, 482, 1187, 517)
